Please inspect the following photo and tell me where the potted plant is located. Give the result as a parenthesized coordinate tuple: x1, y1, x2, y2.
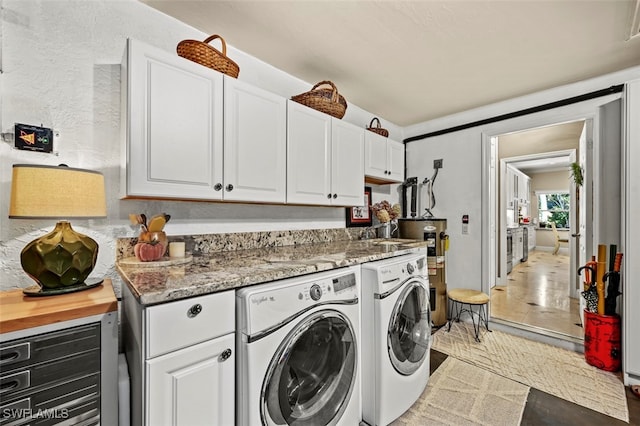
(570, 162, 583, 187)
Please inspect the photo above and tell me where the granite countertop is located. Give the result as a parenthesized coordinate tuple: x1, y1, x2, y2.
(117, 238, 426, 305)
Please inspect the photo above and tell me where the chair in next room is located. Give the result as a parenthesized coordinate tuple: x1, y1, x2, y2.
(551, 221, 569, 255)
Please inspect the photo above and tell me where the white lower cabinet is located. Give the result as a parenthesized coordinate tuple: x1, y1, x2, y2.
(287, 100, 364, 206)
(146, 335, 235, 426)
(123, 286, 235, 426)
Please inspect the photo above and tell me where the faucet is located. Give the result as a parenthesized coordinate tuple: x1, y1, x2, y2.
(360, 222, 397, 240)
(360, 226, 378, 240)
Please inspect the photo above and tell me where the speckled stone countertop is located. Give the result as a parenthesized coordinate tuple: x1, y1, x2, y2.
(116, 229, 426, 305)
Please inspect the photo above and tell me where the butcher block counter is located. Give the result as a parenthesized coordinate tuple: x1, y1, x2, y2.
(0, 279, 118, 333)
(117, 234, 427, 306)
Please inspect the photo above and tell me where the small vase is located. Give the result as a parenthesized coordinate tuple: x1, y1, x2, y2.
(377, 222, 391, 239)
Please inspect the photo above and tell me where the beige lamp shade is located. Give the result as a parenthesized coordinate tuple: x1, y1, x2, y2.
(9, 164, 107, 219)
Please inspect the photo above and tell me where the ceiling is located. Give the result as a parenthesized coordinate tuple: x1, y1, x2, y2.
(142, 0, 640, 127)
(501, 120, 585, 174)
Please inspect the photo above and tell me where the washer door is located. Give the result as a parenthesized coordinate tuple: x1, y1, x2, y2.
(387, 280, 431, 375)
(261, 310, 357, 426)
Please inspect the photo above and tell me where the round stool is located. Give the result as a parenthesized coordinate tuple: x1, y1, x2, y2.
(447, 289, 490, 342)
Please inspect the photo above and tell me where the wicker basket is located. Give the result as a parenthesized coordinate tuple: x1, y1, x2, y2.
(291, 81, 347, 119)
(177, 34, 240, 78)
(366, 117, 389, 137)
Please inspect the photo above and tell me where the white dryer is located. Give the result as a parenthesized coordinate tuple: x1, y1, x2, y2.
(236, 266, 361, 426)
(361, 252, 431, 426)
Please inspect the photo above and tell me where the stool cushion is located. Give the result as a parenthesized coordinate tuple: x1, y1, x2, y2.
(448, 288, 490, 305)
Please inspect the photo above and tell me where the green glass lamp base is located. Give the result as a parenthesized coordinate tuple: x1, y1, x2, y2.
(23, 279, 104, 297)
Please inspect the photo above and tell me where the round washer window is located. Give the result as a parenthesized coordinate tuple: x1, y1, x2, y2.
(261, 310, 357, 425)
(387, 281, 431, 376)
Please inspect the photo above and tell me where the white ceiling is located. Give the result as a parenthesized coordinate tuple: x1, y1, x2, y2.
(142, 0, 640, 127)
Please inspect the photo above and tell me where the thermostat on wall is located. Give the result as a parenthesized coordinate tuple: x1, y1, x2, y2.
(14, 123, 53, 153)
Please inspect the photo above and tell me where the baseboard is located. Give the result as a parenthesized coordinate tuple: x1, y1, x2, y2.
(489, 318, 584, 353)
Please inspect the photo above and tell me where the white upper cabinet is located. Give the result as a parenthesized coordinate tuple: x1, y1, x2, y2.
(287, 101, 364, 206)
(122, 38, 223, 200)
(123, 39, 287, 203)
(364, 131, 404, 183)
(223, 76, 287, 203)
(331, 118, 366, 206)
(505, 165, 516, 208)
(505, 165, 531, 207)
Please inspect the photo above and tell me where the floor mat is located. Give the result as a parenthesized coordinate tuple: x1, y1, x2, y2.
(392, 357, 529, 425)
(431, 321, 628, 422)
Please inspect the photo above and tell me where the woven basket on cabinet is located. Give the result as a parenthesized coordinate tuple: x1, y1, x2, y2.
(366, 117, 389, 137)
(291, 81, 347, 119)
(177, 34, 240, 78)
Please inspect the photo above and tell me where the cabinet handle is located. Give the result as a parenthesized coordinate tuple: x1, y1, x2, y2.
(219, 348, 232, 362)
(187, 304, 202, 318)
(327, 194, 332, 199)
(214, 183, 222, 191)
(332, 194, 337, 199)
(0, 343, 30, 366)
(0, 370, 30, 394)
(226, 184, 234, 192)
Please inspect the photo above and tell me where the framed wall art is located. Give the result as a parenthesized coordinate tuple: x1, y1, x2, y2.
(346, 186, 372, 227)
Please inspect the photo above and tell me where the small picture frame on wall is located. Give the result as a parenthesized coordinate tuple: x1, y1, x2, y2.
(346, 186, 372, 227)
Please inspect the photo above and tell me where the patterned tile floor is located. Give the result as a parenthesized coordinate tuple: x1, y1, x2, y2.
(491, 250, 583, 338)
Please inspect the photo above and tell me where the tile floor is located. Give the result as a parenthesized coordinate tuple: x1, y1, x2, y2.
(490, 249, 583, 338)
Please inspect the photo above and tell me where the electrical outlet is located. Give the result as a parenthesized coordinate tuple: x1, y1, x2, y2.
(434, 159, 443, 169)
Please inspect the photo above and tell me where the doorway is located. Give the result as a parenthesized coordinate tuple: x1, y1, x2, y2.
(481, 95, 622, 343)
(493, 123, 583, 338)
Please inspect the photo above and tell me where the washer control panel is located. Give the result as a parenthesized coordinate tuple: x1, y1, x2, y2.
(297, 273, 357, 302)
(310, 284, 323, 301)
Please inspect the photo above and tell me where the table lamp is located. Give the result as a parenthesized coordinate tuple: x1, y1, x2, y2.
(9, 164, 107, 296)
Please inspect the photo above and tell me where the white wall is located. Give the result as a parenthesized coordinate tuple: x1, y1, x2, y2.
(0, 0, 402, 291)
(405, 128, 482, 292)
(404, 66, 640, 293)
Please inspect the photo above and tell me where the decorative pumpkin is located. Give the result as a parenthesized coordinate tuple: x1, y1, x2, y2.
(134, 231, 167, 262)
(134, 241, 166, 262)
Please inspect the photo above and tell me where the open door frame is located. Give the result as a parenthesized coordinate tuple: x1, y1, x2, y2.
(481, 92, 622, 334)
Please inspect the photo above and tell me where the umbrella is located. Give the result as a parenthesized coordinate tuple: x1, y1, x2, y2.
(603, 253, 623, 316)
(578, 265, 598, 313)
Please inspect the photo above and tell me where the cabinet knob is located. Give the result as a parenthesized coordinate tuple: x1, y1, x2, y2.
(214, 183, 222, 191)
(327, 194, 332, 199)
(219, 348, 232, 362)
(226, 184, 234, 192)
(187, 304, 202, 318)
(332, 194, 337, 199)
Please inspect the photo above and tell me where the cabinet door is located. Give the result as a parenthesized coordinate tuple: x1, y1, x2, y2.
(146, 334, 235, 426)
(224, 77, 287, 203)
(364, 131, 389, 180)
(505, 167, 513, 208)
(125, 38, 223, 200)
(387, 139, 405, 183)
(287, 101, 332, 205)
(331, 118, 364, 206)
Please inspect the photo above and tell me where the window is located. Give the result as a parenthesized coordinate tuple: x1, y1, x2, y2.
(537, 192, 570, 229)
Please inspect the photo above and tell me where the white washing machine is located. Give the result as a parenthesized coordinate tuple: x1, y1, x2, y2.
(236, 266, 361, 426)
(361, 252, 431, 426)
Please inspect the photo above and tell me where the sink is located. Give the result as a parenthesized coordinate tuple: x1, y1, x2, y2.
(367, 238, 416, 246)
